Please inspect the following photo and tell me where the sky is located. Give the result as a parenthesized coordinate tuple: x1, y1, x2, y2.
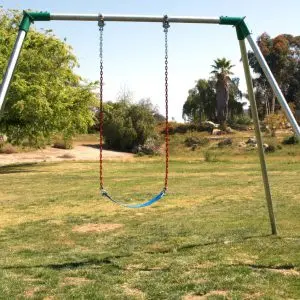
(1, 0, 300, 121)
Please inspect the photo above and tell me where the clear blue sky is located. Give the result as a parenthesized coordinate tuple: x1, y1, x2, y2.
(2, 0, 300, 121)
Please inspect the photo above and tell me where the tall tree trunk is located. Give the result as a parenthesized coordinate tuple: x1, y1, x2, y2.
(271, 94, 276, 114)
(216, 80, 229, 126)
(266, 99, 270, 116)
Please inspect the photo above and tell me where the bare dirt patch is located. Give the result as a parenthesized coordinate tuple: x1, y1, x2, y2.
(72, 223, 123, 233)
(24, 287, 42, 297)
(0, 144, 133, 166)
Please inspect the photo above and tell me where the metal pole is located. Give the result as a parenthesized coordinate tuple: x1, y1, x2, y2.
(239, 39, 277, 235)
(0, 30, 27, 113)
(50, 14, 220, 24)
(247, 34, 300, 138)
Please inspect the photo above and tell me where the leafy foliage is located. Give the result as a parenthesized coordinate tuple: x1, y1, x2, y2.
(182, 77, 244, 124)
(264, 104, 295, 136)
(282, 135, 299, 145)
(0, 9, 97, 147)
(102, 99, 157, 151)
(248, 33, 300, 116)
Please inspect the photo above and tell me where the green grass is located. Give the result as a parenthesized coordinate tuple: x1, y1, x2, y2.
(0, 133, 300, 299)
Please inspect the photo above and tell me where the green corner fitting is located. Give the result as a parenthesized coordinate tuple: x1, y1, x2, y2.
(220, 16, 250, 40)
(19, 11, 50, 32)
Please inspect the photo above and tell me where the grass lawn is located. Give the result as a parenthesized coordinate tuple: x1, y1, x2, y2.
(0, 132, 300, 299)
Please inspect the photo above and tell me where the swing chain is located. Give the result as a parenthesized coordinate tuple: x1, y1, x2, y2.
(98, 15, 105, 191)
(163, 15, 169, 192)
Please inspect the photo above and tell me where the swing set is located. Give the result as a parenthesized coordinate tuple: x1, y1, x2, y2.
(0, 11, 300, 235)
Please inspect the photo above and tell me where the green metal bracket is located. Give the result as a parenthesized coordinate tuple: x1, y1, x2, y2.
(220, 16, 250, 40)
(19, 11, 51, 32)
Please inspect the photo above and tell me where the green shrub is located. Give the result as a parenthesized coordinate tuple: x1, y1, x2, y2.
(265, 144, 276, 153)
(282, 135, 299, 145)
(218, 138, 233, 148)
(184, 137, 209, 147)
(228, 115, 252, 131)
(204, 151, 218, 162)
(229, 115, 253, 125)
(103, 100, 156, 152)
(53, 140, 73, 149)
(161, 122, 210, 135)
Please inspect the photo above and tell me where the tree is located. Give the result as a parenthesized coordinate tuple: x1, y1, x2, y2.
(248, 33, 300, 116)
(182, 77, 244, 124)
(210, 58, 235, 127)
(0, 9, 97, 147)
(183, 79, 216, 122)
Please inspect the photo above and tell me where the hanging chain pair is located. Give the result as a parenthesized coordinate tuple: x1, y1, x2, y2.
(98, 15, 170, 194)
(98, 15, 104, 191)
(163, 15, 170, 192)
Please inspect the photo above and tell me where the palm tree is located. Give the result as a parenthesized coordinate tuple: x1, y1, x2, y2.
(211, 58, 235, 128)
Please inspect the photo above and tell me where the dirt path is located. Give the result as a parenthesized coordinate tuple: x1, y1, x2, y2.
(0, 144, 133, 166)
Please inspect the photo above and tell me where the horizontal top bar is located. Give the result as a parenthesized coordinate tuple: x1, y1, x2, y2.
(50, 14, 220, 24)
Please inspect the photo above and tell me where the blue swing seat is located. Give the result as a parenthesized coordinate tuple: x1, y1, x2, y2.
(101, 189, 166, 208)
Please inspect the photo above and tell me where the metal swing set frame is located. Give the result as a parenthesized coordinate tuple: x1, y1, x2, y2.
(1, 11, 300, 235)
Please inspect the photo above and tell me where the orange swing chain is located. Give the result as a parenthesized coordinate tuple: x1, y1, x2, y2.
(99, 16, 104, 191)
(163, 15, 170, 192)
(98, 16, 170, 194)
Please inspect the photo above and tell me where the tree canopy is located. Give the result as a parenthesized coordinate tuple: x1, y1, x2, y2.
(248, 33, 300, 117)
(183, 58, 244, 124)
(0, 9, 97, 147)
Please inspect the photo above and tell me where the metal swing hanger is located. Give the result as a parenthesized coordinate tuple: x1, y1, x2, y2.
(98, 15, 170, 208)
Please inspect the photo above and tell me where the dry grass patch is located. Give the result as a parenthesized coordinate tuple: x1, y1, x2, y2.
(125, 264, 169, 272)
(183, 290, 228, 300)
(271, 269, 300, 276)
(62, 277, 95, 286)
(193, 262, 217, 269)
(228, 253, 258, 265)
(24, 287, 43, 298)
(122, 284, 146, 299)
(72, 223, 123, 233)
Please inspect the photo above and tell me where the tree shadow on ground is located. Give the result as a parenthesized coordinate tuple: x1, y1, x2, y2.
(0, 163, 45, 174)
(1, 255, 130, 271)
(146, 234, 272, 254)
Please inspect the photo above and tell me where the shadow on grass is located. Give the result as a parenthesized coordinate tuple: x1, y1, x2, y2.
(146, 234, 272, 254)
(1, 255, 129, 270)
(0, 163, 43, 174)
(242, 263, 296, 270)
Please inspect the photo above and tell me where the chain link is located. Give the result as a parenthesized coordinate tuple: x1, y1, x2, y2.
(99, 16, 104, 191)
(163, 15, 170, 191)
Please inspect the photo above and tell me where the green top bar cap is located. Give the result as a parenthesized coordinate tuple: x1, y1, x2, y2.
(220, 16, 250, 40)
(19, 11, 50, 32)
